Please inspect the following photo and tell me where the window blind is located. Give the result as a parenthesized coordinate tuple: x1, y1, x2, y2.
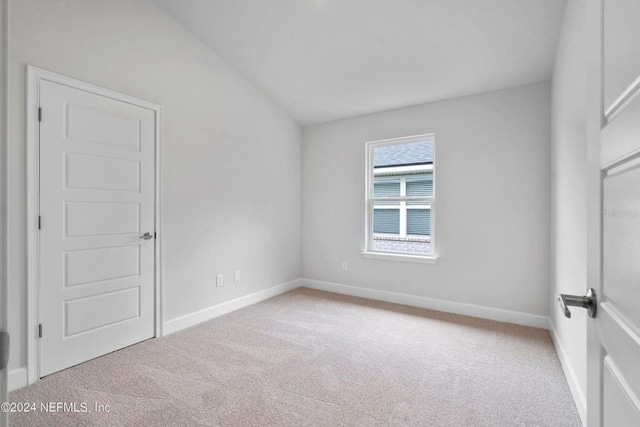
(406, 177, 433, 197)
(373, 180, 401, 197)
(407, 209, 430, 236)
(373, 209, 400, 234)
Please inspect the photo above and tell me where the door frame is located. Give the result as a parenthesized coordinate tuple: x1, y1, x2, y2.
(25, 66, 163, 385)
(1, 1, 9, 426)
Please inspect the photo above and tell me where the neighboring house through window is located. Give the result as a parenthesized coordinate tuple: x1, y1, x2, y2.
(366, 135, 435, 257)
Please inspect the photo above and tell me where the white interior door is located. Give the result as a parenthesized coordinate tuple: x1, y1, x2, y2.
(38, 79, 156, 377)
(586, 0, 640, 425)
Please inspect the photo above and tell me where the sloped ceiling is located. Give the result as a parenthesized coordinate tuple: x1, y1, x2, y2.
(154, 0, 566, 125)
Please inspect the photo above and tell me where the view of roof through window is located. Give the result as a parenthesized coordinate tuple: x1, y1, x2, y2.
(373, 141, 433, 168)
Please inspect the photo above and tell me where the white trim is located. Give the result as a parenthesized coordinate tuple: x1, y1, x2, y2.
(548, 321, 587, 426)
(163, 279, 303, 336)
(602, 356, 640, 423)
(601, 144, 640, 174)
(300, 279, 548, 329)
(399, 178, 407, 235)
(26, 65, 40, 386)
(604, 73, 640, 123)
(361, 251, 438, 264)
(370, 196, 433, 202)
(374, 164, 433, 175)
(8, 368, 28, 392)
(154, 98, 164, 339)
(26, 66, 163, 385)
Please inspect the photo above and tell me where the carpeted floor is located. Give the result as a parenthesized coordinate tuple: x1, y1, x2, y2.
(10, 288, 581, 426)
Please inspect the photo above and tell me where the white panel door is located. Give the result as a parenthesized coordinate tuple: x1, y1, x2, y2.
(39, 80, 156, 377)
(586, 0, 640, 425)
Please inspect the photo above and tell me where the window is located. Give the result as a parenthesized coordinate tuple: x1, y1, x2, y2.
(365, 135, 435, 258)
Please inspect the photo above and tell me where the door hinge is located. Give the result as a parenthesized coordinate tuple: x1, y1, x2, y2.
(38, 107, 42, 122)
(38, 215, 42, 230)
(38, 324, 43, 338)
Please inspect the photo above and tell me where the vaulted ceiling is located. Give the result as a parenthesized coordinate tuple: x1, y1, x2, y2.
(153, 0, 566, 125)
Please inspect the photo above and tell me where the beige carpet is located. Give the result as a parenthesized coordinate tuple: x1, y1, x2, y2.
(10, 288, 580, 426)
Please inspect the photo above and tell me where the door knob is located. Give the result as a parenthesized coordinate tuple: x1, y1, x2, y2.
(557, 288, 597, 319)
(140, 232, 154, 241)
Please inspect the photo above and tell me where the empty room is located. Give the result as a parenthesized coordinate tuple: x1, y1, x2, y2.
(0, 0, 639, 426)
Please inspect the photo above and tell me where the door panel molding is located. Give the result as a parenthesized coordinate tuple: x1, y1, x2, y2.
(26, 66, 163, 385)
(604, 74, 640, 123)
(602, 356, 640, 424)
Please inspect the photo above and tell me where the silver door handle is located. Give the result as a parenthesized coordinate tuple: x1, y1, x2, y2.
(557, 288, 597, 319)
(140, 232, 153, 240)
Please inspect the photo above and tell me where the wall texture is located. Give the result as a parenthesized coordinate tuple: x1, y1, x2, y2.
(8, 0, 301, 371)
(302, 82, 551, 317)
(549, 0, 587, 416)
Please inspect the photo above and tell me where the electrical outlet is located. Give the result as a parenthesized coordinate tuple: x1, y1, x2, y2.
(216, 274, 223, 287)
(234, 270, 240, 282)
(342, 261, 348, 271)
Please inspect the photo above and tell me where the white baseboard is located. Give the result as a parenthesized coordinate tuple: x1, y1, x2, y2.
(8, 367, 28, 392)
(300, 278, 549, 329)
(162, 279, 302, 336)
(548, 320, 587, 426)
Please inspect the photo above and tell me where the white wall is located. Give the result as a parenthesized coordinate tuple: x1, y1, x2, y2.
(549, 0, 587, 418)
(7, 0, 301, 372)
(302, 82, 551, 317)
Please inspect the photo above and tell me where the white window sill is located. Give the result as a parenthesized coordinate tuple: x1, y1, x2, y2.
(361, 251, 438, 264)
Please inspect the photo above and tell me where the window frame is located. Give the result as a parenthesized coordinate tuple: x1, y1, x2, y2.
(364, 134, 437, 262)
